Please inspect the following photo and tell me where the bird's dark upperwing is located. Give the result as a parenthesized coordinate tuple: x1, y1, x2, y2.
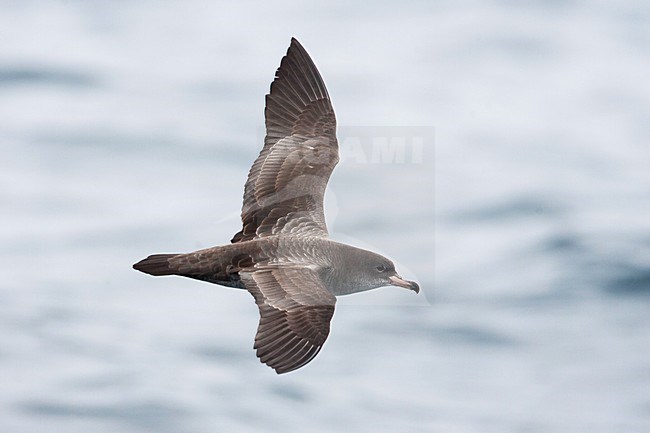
(240, 267, 336, 374)
(232, 38, 338, 243)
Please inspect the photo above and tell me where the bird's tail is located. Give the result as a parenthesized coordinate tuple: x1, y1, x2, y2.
(133, 254, 179, 276)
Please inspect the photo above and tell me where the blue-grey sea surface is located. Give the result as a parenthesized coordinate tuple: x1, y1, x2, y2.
(1, 1, 649, 432)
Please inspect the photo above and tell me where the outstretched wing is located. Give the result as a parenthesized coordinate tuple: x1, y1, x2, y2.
(232, 38, 338, 243)
(240, 267, 336, 374)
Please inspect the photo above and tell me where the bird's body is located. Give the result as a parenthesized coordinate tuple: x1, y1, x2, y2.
(138, 237, 404, 296)
(134, 38, 419, 374)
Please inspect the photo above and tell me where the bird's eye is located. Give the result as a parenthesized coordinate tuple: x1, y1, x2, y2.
(376, 265, 386, 272)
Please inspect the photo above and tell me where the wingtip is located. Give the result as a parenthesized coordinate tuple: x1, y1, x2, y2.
(288, 37, 305, 52)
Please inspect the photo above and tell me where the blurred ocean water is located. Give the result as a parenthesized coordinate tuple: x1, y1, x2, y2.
(1, 1, 649, 432)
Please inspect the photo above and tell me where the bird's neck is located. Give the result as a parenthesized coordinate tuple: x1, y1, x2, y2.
(319, 240, 376, 296)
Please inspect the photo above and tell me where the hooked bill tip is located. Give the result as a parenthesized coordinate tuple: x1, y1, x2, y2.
(389, 275, 420, 294)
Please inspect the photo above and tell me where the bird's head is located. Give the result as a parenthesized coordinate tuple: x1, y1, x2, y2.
(338, 247, 419, 294)
(365, 255, 420, 294)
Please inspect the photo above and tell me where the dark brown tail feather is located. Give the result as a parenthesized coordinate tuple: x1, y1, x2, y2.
(133, 254, 178, 276)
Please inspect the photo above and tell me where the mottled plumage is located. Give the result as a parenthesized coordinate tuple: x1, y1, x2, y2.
(134, 38, 419, 374)
(232, 38, 338, 243)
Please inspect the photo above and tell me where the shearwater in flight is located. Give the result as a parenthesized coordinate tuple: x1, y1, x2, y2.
(134, 38, 419, 374)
